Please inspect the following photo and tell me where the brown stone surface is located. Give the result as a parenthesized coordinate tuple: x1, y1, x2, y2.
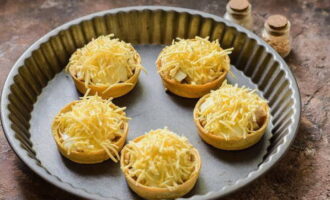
(0, 0, 329, 199)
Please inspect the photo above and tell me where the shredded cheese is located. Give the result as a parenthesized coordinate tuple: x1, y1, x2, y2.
(66, 34, 144, 88)
(197, 81, 268, 139)
(157, 36, 233, 84)
(53, 95, 129, 162)
(122, 128, 197, 189)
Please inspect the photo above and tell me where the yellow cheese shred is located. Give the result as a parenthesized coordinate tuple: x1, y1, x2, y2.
(157, 36, 233, 84)
(197, 81, 268, 139)
(122, 128, 197, 189)
(53, 95, 129, 162)
(66, 34, 144, 88)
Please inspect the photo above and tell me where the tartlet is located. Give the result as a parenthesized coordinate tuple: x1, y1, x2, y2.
(51, 95, 129, 164)
(120, 128, 201, 200)
(67, 34, 143, 99)
(193, 81, 270, 150)
(156, 36, 232, 98)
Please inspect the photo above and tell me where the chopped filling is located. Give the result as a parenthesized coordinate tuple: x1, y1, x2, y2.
(197, 81, 268, 139)
(53, 95, 129, 162)
(67, 34, 144, 89)
(157, 36, 232, 84)
(121, 128, 198, 189)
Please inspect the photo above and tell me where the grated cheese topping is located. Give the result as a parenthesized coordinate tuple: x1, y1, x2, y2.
(53, 95, 129, 162)
(66, 34, 143, 89)
(197, 81, 268, 139)
(121, 128, 198, 189)
(157, 36, 233, 84)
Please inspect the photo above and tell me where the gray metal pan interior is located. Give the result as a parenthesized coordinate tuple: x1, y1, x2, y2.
(1, 6, 301, 200)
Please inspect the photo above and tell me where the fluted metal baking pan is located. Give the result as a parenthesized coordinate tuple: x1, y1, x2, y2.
(1, 6, 301, 200)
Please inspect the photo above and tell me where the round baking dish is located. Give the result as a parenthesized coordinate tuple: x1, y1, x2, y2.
(1, 6, 301, 200)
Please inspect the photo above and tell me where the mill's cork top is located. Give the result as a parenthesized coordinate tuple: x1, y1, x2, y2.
(266, 15, 288, 30)
(228, 0, 250, 12)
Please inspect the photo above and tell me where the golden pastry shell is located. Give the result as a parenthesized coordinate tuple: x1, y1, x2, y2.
(156, 53, 229, 98)
(51, 101, 128, 164)
(120, 134, 201, 200)
(193, 93, 270, 150)
(69, 55, 142, 99)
